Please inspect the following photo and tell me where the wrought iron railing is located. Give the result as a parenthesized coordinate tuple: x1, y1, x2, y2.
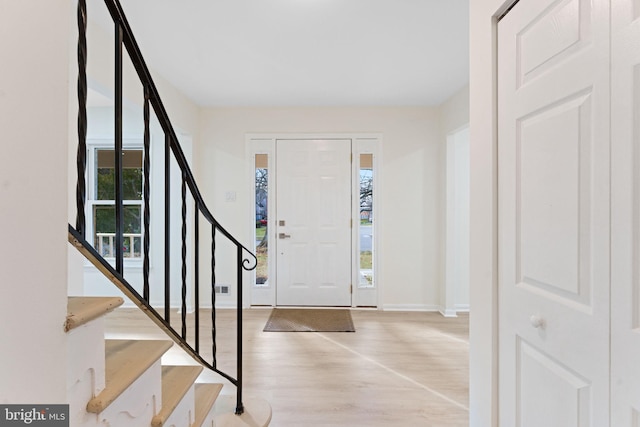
(70, 0, 254, 415)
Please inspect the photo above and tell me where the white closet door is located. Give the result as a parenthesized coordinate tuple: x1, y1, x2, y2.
(611, 1, 640, 424)
(497, 0, 610, 425)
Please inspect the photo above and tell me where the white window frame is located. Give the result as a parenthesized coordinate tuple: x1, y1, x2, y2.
(352, 138, 381, 307)
(85, 139, 144, 267)
(247, 138, 277, 306)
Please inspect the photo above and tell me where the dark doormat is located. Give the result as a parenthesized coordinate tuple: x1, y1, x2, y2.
(263, 308, 355, 332)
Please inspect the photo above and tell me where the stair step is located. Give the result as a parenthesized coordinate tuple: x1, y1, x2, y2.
(192, 383, 224, 427)
(151, 365, 203, 427)
(65, 296, 124, 332)
(87, 339, 173, 413)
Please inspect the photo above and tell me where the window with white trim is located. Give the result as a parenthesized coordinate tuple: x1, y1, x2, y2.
(359, 153, 374, 287)
(88, 147, 143, 259)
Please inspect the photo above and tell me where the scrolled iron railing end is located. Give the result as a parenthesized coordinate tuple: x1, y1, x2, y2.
(240, 247, 258, 271)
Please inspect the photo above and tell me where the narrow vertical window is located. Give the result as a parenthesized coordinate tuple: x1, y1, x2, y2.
(255, 154, 269, 285)
(359, 153, 374, 287)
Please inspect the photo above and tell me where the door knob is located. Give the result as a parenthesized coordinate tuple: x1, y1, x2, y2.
(279, 233, 291, 239)
(529, 314, 545, 329)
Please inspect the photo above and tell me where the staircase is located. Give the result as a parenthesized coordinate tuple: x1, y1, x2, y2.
(67, 0, 272, 425)
(66, 296, 271, 427)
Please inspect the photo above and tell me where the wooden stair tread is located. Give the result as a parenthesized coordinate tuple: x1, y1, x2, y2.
(192, 383, 224, 427)
(69, 229, 212, 369)
(151, 365, 203, 427)
(65, 296, 124, 332)
(86, 339, 173, 413)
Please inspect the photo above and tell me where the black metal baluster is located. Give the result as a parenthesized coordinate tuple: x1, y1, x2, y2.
(194, 204, 200, 353)
(211, 225, 217, 369)
(235, 245, 244, 415)
(76, 0, 87, 237)
(181, 171, 187, 340)
(143, 87, 151, 301)
(80, 2, 259, 411)
(164, 134, 171, 323)
(114, 22, 124, 274)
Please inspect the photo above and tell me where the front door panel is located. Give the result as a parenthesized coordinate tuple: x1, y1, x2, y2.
(276, 139, 351, 306)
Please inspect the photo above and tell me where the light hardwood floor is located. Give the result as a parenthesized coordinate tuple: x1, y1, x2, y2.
(104, 308, 469, 427)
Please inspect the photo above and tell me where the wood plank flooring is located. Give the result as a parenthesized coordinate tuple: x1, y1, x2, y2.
(104, 308, 469, 427)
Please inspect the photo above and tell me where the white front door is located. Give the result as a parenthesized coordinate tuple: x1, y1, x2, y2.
(276, 139, 352, 306)
(611, 1, 640, 424)
(498, 0, 610, 425)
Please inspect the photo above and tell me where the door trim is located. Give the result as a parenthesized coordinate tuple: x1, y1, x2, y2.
(246, 133, 382, 308)
(444, 124, 470, 317)
(469, 1, 520, 425)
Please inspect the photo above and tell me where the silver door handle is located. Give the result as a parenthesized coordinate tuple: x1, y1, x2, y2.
(279, 233, 291, 239)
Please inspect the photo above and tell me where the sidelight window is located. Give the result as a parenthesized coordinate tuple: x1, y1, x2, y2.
(255, 154, 269, 285)
(359, 153, 374, 287)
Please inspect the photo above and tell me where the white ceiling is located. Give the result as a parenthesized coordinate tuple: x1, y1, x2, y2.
(90, 0, 469, 107)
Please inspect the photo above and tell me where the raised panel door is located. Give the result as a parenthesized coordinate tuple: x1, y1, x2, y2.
(498, 0, 610, 425)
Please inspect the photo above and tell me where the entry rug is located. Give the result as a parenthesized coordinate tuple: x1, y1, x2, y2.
(263, 308, 355, 332)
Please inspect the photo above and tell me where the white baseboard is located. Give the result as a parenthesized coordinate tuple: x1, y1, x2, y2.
(381, 304, 440, 312)
(214, 301, 239, 309)
(439, 308, 458, 318)
(197, 302, 240, 309)
(455, 304, 470, 312)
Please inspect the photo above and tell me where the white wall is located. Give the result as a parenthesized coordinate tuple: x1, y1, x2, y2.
(0, 0, 72, 403)
(84, 5, 200, 134)
(469, 2, 511, 426)
(440, 84, 470, 134)
(196, 107, 443, 309)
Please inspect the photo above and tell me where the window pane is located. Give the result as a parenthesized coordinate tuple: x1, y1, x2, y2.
(96, 149, 143, 200)
(359, 154, 374, 287)
(255, 154, 268, 286)
(93, 205, 142, 258)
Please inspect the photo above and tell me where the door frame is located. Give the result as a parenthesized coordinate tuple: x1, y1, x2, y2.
(470, 1, 520, 425)
(443, 124, 470, 317)
(246, 133, 382, 308)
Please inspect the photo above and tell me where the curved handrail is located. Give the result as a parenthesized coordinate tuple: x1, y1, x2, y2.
(102, 0, 255, 261)
(74, 0, 255, 415)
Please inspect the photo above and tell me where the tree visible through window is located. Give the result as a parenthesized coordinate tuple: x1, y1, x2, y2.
(360, 154, 374, 286)
(91, 149, 143, 258)
(255, 154, 268, 285)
